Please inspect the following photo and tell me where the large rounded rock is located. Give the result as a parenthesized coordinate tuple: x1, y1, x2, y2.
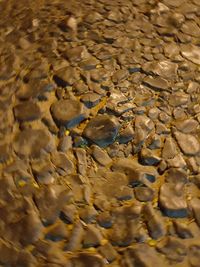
(83, 115, 119, 147)
(51, 99, 88, 129)
(14, 129, 54, 158)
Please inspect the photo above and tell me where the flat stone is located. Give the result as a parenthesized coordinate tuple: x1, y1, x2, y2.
(148, 107, 160, 120)
(98, 242, 117, 263)
(112, 158, 158, 186)
(162, 136, 177, 160)
(60, 204, 77, 224)
(107, 102, 134, 116)
(83, 224, 103, 248)
(181, 21, 200, 37)
(51, 99, 88, 129)
(124, 244, 166, 267)
(65, 46, 89, 62)
(112, 69, 129, 84)
(164, 42, 180, 58)
(118, 125, 134, 144)
(169, 92, 190, 107)
(175, 119, 198, 134)
(79, 57, 100, 70)
(17, 79, 55, 100)
(143, 76, 169, 91)
(0, 143, 11, 163)
(90, 68, 110, 83)
(173, 220, 197, 239)
(79, 206, 97, 224)
(165, 168, 188, 184)
(148, 134, 162, 150)
(190, 198, 200, 227)
(139, 148, 161, 166)
(14, 101, 41, 121)
(97, 211, 113, 229)
(188, 244, 200, 267)
(58, 136, 72, 152)
(20, 209, 44, 246)
(65, 222, 84, 251)
(181, 44, 200, 65)
(14, 129, 54, 158)
(174, 131, 200, 156)
(91, 145, 112, 166)
(108, 214, 140, 247)
(83, 115, 119, 147)
(143, 203, 166, 239)
(34, 185, 71, 225)
(75, 148, 87, 176)
(159, 183, 188, 218)
(134, 115, 154, 147)
(156, 236, 187, 262)
(45, 221, 69, 242)
(81, 92, 102, 108)
(51, 152, 74, 175)
(95, 171, 131, 201)
(70, 253, 104, 267)
(31, 156, 54, 184)
(156, 122, 170, 135)
(135, 186, 154, 202)
(53, 67, 79, 87)
(143, 60, 178, 79)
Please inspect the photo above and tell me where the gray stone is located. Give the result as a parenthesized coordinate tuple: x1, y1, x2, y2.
(83, 115, 119, 147)
(51, 99, 89, 129)
(81, 92, 102, 108)
(118, 125, 134, 144)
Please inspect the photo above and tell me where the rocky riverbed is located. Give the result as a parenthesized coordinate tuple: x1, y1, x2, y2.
(1, 0, 200, 266)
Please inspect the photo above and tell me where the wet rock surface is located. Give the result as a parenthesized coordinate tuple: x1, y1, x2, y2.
(1, 0, 200, 266)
